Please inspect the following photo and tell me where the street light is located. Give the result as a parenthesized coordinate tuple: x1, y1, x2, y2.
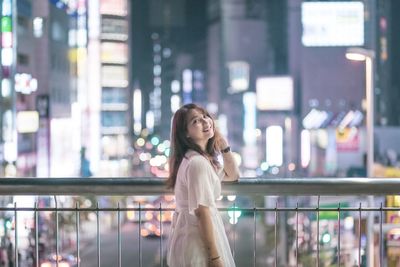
(346, 47, 375, 267)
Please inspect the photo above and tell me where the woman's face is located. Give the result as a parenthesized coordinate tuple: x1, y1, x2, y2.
(186, 108, 214, 149)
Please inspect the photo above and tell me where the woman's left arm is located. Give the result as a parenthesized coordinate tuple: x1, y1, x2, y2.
(221, 149, 240, 181)
(215, 132, 240, 181)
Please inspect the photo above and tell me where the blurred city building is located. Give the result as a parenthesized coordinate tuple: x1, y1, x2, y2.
(0, 0, 400, 265)
(90, 0, 132, 177)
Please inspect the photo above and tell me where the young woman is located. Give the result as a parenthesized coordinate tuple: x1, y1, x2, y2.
(166, 103, 240, 267)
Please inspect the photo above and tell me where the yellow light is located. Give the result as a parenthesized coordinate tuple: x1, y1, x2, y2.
(141, 229, 149, 237)
(145, 212, 153, 220)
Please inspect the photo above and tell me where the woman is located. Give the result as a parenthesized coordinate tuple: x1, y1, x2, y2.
(166, 103, 240, 267)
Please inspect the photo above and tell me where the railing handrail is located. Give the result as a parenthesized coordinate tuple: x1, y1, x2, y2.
(1, 177, 400, 195)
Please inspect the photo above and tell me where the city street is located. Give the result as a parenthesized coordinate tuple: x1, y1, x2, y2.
(79, 216, 267, 267)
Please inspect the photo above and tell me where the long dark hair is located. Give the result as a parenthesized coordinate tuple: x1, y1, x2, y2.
(166, 103, 221, 189)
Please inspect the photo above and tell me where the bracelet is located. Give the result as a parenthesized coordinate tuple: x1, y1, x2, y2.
(211, 256, 220, 261)
(221, 146, 231, 154)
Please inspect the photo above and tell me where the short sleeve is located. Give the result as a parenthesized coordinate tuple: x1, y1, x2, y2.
(186, 156, 215, 215)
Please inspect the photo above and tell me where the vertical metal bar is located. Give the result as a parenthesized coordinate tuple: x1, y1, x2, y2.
(97, 202, 100, 267)
(337, 203, 341, 267)
(118, 202, 121, 267)
(274, 202, 278, 267)
(139, 203, 142, 267)
(55, 196, 59, 267)
(358, 203, 362, 267)
(233, 202, 236, 260)
(379, 202, 383, 267)
(76, 202, 80, 267)
(35, 202, 39, 267)
(296, 202, 298, 267)
(159, 203, 163, 267)
(14, 202, 18, 267)
(253, 204, 256, 267)
(317, 196, 320, 267)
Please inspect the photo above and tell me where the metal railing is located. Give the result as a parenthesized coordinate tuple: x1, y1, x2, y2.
(1, 177, 400, 267)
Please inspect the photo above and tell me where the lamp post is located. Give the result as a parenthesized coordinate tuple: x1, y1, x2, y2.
(346, 47, 375, 267)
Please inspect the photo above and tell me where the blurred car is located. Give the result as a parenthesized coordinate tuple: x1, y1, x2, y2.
(127, 195, 175, 224)
(140, 219, 162, 237)
(139, 195, 176, 238)
(40, 254, 79, 267)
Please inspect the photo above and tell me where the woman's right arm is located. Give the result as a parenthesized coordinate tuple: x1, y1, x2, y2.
(195, 205, 224, 267)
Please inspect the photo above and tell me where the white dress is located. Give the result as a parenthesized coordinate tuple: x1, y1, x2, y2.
(167, 150, 235, 267)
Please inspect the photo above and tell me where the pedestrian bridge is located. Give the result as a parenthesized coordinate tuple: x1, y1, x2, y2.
(1, 177, 400, 267)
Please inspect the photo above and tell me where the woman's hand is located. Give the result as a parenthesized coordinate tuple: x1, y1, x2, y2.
(209, 257, 224, 267)
(214, 130, 229, 152)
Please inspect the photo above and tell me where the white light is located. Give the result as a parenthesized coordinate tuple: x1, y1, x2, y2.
(227, 195, 236, 201)
(170, 95, 181, 113)
(301, 130, 311, 168)
(243, 92, 257, 146)
(1, 79, 11, 97)
(338, 110, 355, 130)
(266, 126, 283, 166)
(33, 17, 44, 38)
(153, 65, 161, 76)
(346, 53, 366, 61)
(2, 32, 12, 48)
(134, 123, 141, 135)
(301, 2, 364, 47)
(146, 111, 155, 133)
(2, 110, 13, 141)
(256, 76, 294, 110)
(17, 111, 39, 133)
(30, 78, 38, 91)
(2, 0, 12, 16)
(133, 89, 142, 134)
(1, 48, 13, 66)
(77, 29, 87, 47)
(182, 69, 192, 93)
(4, 141, 17, 163)
(153, 77, 161, 87)
(344, 216, 354, 230)
(217, 114, 228, 138)
(229, 217, 239, 225)
(171, 80, 180, 93)
(206, 103, 218, 114)
(260, 162, 269, 171)
(302, 108, 329, 129)
(14, 73, 38, 94)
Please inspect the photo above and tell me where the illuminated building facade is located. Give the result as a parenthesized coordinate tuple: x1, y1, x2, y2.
(87, 0, 131, 176)
(0, 0, 73, 177)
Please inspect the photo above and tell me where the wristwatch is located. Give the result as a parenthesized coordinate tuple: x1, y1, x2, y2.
(221, 146, 231, 153)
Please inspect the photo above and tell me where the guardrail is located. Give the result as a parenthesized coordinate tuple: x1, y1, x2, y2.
(1, 177, 400, 195)
(1, 177, 400, 267)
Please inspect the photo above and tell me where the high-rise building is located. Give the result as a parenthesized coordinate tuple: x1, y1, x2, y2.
(206, 0, 290, 174)
(0, 0, 74, 177)
(87, 0, 132, 176)
(131, 0, 207, 141)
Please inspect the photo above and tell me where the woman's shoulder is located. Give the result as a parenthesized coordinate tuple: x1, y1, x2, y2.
(184, 150, 210, 168)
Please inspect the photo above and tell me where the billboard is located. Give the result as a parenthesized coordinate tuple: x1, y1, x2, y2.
(256, 76, 294, 111)
(301, 2, 364, 47)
